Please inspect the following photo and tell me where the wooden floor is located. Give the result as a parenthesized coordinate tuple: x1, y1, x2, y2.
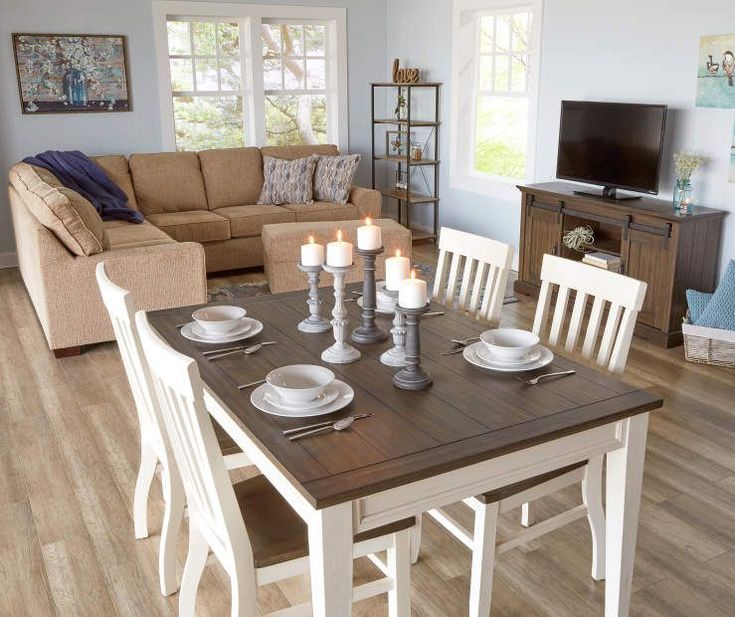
(1, 245, 734, 616)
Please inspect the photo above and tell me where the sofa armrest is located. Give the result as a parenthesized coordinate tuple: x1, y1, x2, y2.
(349, 186, 381, 220)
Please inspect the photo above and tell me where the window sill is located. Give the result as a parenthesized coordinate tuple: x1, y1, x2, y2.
(449, 172, 525, 202)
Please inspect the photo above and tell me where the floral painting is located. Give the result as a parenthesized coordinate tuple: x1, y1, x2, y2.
(695, 33, 735, 108)
(12, 34, 130, 113)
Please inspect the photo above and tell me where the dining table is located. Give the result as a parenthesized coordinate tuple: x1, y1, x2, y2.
(148, 284, 663, 617)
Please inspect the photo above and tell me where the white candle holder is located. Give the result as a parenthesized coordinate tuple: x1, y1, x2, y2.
(297, 264, 332, 334)
(379, 289, 407, 367)
(321, 264, 361, 364)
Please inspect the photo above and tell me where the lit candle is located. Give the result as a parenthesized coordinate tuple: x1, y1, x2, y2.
(356, 217, 382, 250)
(385, 249, 410, 291)
(326, 229, 353, 267)
(398, 270, 427, 309)
(300, 235, 325, 266)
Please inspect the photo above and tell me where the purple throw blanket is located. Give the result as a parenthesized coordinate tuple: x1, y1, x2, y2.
(23, 150, 143, 223)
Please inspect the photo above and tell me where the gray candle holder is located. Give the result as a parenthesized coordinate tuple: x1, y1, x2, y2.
(352, 246, 389, 344)
(297, 264, 332, 334)
(393, 303, 432, 390)
(379, 288, 406, 367)
(321, 264, 361, 364)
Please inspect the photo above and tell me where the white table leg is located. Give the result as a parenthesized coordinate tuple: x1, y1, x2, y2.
(605, 413, 649, 617)
(308, 502, 354, 617)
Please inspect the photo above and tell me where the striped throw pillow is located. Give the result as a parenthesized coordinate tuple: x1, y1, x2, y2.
(258, 155, 317, 205)
(313, 154, 361, 203)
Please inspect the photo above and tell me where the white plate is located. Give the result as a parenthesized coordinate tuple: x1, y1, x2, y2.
(463, 342, 554, 372)
(356, 296, 395, 315)
(264, 386, 340, 411)
(192, 320, 251, 340)
(251, 380, 354, 418)
(477, 346, 542, 366)
(181, 317, 263, 344)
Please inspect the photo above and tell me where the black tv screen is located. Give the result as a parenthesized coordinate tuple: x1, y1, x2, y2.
(556, 101, 667, 195)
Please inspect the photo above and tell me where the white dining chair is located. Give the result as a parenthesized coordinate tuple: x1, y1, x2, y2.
(432, 227, 514, 326)
(135, 310, 414, 617)
(427, 254, 647, 617)
(95, 263, 251, 596)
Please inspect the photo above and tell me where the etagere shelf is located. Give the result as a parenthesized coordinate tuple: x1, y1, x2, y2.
(370, 82, 441, 242)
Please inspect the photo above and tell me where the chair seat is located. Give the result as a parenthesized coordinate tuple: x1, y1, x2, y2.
(234, 475, 414, 568)
(477, 461, 588, 504)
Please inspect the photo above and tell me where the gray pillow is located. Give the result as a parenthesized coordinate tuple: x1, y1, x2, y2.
(258, 155, 317, 205)
(313, 154, 361, 203)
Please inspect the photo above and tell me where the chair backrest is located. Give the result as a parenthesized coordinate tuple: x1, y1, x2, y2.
(532, 255, 647, 374)
(135, 311, 253, 565)
(432, 227, 514, 325)
(95, 262, 163, 449)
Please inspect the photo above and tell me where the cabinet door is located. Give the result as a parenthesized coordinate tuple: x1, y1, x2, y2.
(521, 199, 562, 287)
(624, 222, 674, 330)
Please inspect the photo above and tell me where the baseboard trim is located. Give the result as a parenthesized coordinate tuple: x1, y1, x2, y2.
(0, 252, 18, 269)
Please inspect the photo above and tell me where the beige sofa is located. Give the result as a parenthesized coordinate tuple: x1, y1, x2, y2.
(8, 144, 381, 355)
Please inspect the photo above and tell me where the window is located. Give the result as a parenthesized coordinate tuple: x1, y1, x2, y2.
(450, 0, 542, 196)
(154, 3, 347, 152)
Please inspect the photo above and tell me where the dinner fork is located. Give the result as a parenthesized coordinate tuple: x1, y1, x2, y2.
(516, 370, 576, 386)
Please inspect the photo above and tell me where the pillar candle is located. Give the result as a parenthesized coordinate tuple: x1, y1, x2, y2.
(385, 249, 410, 291)
(300, 236, 325, 266)
(356, 217, 382, 250)
(398, 270, 427, 309)
(326, 229, 353, 267)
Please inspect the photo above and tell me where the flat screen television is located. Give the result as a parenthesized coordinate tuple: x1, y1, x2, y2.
(556, 100, 667, 200)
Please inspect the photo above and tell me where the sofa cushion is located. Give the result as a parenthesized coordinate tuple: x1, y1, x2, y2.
(313, 154, 361, 203)
(213, 204, 295, 238)
(129, 152, 208, 214)
(199, 148, 263, 209)
(92, 155, 139, 211)
(260, 144, 339, 160)
(9, 163, 108, 256)
(104, 220, 176, 250)
(258, 156, 317, 205)
(146, 211, 230, 243)
(282, 201, 358, 223)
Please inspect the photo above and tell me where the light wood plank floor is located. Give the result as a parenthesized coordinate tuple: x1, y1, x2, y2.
(1, 246, 734, 616)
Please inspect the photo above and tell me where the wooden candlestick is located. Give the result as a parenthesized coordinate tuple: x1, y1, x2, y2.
(297, 264, 331, 334)
(393, 303, 432, 390)
(352, 246, 389, 344)
(379, 289, 406, 367)
(321, 264, 361, 364)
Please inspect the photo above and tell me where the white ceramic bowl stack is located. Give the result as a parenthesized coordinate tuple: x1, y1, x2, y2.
(464, 328, 554, 372)
(192, 306, 247, 336)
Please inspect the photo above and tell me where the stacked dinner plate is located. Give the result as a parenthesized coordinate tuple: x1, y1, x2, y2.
(463, 328, 554, 372)
(251, 364, 354, 418)
(180, 305, 263, 344)
(357, 281, 397, 315)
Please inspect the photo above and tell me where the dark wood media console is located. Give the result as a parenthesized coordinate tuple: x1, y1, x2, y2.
(515, 182, 727, 348)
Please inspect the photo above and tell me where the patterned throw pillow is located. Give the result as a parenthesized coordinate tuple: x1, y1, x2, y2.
(258, 155, 317, 205)
(686, 289, 713, 323)
(313, 154, 361, 203)
(695, 259, 735, 330)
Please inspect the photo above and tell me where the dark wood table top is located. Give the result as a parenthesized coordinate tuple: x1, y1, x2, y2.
(149, 286, 663, 508)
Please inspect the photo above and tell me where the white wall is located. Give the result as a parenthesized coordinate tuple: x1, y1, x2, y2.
(0, 0, 387, 259)
(386, 0, 735, 276)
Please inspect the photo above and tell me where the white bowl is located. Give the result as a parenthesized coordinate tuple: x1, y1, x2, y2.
(480, 328, 540, 361)
(266, 365, 335, 403)
(192, 305, 247, 335)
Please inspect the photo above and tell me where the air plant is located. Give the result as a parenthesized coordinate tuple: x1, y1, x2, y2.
(562, 226, 595, 253)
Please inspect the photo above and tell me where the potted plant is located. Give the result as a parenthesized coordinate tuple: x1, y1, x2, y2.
(394, 91, 407, 120)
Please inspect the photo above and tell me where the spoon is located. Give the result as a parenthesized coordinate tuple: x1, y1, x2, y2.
(451, 336, 481, 346)
(206, 341, 276, 361)
(288, 416, 355, 441)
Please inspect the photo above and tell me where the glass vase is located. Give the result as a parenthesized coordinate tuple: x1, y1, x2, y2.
(673, 178, 693, 216)
(63, 69, 88, 107)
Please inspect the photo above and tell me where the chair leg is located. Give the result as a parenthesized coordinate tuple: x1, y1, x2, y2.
(582, 455, 606, 581)
(227, 560, 257, 617)
(159, 464, 186, 596)
(409, 513, 422, 564)
(133, 442, 158, 539)
(469, 502, 499, 617)
(387, 529, 411, 617)
(179, 524, 209, 617)
(521, 501, 536, 527)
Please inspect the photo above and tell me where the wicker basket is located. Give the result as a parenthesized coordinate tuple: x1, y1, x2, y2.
(682, 316, 735, 368)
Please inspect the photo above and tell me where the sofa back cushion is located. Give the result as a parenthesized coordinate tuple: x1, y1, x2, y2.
(92, 155, 139, 211)
(199, 147, 263, 209)
(260, 144, 339, 160)
(9, 163, 108, 256)
(129, 152, 208, 214)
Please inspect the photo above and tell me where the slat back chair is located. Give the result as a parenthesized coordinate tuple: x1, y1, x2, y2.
(135, 311, 413, 617)
(432, 227, 514, 325)
(532, 254, 648, 374)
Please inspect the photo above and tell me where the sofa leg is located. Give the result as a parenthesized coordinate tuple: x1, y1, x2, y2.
(53, 346, 82, 358)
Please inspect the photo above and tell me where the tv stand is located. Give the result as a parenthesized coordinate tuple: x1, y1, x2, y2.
(573, 186, 641, 201)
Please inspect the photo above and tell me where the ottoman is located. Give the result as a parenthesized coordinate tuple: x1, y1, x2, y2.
(262, 219, 412, 293)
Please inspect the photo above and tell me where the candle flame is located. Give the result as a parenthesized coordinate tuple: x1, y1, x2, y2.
(308, 235, 314, 244)
(395, 249, 401, 257)
(337, 229, 343, 242)
(365, 216, 372, 226)
(410, 269, 416, 280)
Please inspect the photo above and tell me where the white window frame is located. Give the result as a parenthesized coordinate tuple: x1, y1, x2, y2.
(449, 0, 543, 200)
(152, 1, 348, 151)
